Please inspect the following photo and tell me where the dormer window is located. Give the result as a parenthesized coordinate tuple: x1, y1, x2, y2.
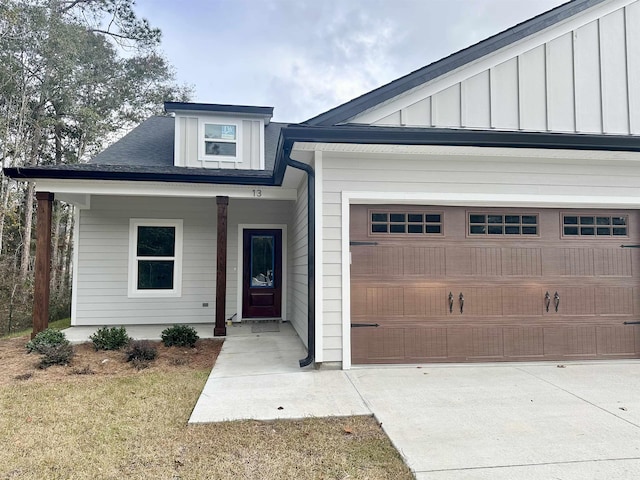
(204, 123, 237, 157)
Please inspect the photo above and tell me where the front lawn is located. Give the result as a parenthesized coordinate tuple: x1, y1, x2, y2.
(0, 335, 412, 479)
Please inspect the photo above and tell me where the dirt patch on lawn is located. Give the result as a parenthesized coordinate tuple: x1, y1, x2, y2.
(0, 335, 223, 386)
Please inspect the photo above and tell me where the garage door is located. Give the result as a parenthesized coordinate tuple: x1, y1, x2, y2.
(350, 205, 640, 364)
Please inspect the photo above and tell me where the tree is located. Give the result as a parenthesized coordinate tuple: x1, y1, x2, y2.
(0, 0, 191, 334)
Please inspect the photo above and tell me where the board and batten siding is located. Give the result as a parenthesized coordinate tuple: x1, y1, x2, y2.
(75, 195, 295, 327)
(320, 151, 640, 364)
(353, 1, 640, 135)
(176, 115, 264, 169)
(288, 178, 309, 345)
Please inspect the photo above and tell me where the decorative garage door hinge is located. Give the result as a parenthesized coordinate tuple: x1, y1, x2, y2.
(350, 241, 379, 246)
(351, 323, 380, 328)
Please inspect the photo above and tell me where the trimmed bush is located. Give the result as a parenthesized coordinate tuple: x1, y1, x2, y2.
(37, 343, 74, 369)
(126, 340, 158, 362)
(26, 328, 70, 354)
(161, 324, 199, 348)
(126, 340, 158, 370)
(90, 326, 130, 351)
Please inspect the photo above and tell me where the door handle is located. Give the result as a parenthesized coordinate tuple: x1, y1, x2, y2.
(448, 292, 454, 313)
(459, 292, 464, 314)
(544, 291, 551, 312)
(554, 291, 560, 312)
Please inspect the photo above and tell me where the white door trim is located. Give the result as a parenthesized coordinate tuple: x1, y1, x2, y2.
(236, 224, 288, 322)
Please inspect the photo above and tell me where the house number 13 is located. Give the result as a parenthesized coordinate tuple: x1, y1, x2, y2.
(253, 189, 262, 197)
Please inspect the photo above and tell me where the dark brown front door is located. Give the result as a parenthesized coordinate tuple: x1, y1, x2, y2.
(242, 229, 282, 319)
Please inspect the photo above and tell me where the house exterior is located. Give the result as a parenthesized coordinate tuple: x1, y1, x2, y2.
(6, 0, 640, 368)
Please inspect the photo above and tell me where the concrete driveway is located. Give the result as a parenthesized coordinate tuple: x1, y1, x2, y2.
(190, 325, 640, 479)
(348, 362, 640, 479)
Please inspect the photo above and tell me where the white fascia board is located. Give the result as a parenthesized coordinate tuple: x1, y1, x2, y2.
(292, 142, 640, 163)
(351, 0, 634, 124)
(33, 179, 297, 200)
(55, 193, 91, 209)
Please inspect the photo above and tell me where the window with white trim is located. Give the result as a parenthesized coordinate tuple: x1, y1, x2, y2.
(129, 219, 183, 297)
(199, 118, 240, 161)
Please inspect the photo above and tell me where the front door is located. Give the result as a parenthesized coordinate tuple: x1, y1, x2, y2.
(242, 229, 282, 318)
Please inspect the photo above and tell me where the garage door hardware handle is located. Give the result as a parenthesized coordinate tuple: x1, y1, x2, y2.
(459, 292, 464, 314)
(545, 291, 551, 312)
(351, 323, 380, 328)
(620, 244, 640, 248)
(624, 321, 640, 325)
(554, 292, 560, 312)
(448, 292, 454, 313)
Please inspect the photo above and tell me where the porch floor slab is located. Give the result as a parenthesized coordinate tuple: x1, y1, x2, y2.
(189, 322, 371, 422)
(61, 323, 218, 343)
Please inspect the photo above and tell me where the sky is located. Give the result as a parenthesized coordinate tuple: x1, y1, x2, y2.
(135, 0, 568, 123)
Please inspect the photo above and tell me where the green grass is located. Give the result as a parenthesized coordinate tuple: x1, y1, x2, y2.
(1, 317, 71, 339)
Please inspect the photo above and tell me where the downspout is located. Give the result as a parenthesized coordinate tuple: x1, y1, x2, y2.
(285, 154, 315, 368)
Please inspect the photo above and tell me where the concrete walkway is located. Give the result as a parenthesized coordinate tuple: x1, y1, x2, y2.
(190, 324, 640, 479)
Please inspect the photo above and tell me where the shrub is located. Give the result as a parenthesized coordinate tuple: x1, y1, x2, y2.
(161, 324, 199, 348)
(37, 343, 74, 369)
(126, 340, 158, 362)
(90, 326, 130, 351)
(26, 328, 70, 354)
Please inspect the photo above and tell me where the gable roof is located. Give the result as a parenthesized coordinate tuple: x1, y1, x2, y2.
(304, 0, 606, 126)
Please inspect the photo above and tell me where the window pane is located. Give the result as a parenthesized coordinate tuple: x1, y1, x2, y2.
(613, 228, 627, 236)
(564, 216, 578, 225)
(205, 141, 236, 156)
(426, 225, 441, 234)
(597, 227, 611, 235)
(522, 216, 537, 224)
(580, 216, 594, 225)
(564, 226, 578, 235)
(505, 226, 520, 234)
(390, 213, 405, 222)
(390, 224, 406, 233)
(204, 123, 236, 141)
(371, 213, 387, 222)
(251, 236, 274, 287)
(138, 260, 174, 290)
(505, 215, 520, 224)
(408, 224, 423, 233)
(613, 217, 627, 225)
(596, 217, 610, 225)
(425, 214, 441, 223)
(408, 214, 423, 223)
(371, 224, 387, 233)
(488, 215, 503, 224)
(470, 225, 486, 234)
(581, 227, 595, 235)
(469, 215, 485, 224)
(488, 225, 503, 234)
(522, 226, 537, 235)
(137, 227, 175, 257)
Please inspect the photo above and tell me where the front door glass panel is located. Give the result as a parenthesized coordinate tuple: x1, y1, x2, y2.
(251, 235, 274, 287)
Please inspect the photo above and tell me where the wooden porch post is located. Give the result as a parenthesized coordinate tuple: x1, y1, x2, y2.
(214, 196, 229, 336)
(32, 192, 54, 338)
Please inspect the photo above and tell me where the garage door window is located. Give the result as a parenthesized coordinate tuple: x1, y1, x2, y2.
(468, 213, 538, 236)
(370, 211, 442, 235)
(563, 215, 628, 237)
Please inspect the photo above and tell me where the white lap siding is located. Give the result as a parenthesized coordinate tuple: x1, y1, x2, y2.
(75, 195, 295, 327)
(75, 195, 217, 325)
(289, 178, 308, 345)
(321, 151, 640, 365)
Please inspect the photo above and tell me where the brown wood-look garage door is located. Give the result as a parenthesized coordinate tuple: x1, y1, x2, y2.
(350, 205, 640, 364)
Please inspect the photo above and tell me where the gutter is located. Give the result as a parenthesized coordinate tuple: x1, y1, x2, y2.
(284, 151, 315, 368)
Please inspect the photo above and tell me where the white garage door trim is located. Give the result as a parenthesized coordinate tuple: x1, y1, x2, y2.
(340, 191, 640, 369)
